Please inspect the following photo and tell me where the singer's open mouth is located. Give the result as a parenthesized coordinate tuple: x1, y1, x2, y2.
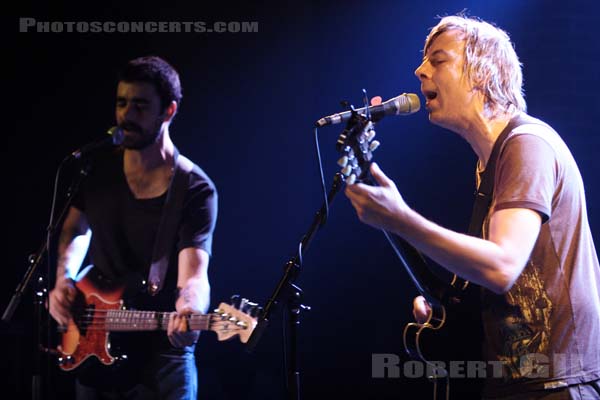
(424, 91, 438, 100)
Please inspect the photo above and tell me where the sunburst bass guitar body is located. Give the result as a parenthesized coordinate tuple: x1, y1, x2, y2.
(58, 266, 258, 371)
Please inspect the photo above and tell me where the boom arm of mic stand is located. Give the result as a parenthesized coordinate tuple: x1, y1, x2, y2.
(245, 173, 345, 353)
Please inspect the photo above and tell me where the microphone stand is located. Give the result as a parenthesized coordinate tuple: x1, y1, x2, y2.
(246, 172, 346, 400)
(2, 159, 92, 400)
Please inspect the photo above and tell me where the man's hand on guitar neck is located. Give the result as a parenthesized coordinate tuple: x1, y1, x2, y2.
(167, 286, 203, 347)
(345, 162, 410, 233)
(167, 309, 201, 348)
(169, 247, 211, 347)
(412, 295, 433, 325)
(49, 277, 77, 327)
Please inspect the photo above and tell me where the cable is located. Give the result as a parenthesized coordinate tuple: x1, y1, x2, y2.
(297, 241, 303, 270)
(313, 127, 329, 225)
(46, 157, 70, 270)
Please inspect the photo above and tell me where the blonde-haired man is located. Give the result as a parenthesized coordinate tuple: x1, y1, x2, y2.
(346, 15, 600, 399)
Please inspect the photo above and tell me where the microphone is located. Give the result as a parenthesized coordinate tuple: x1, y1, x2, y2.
(69, 126, 125, 159)
(315, 93, 420, 127)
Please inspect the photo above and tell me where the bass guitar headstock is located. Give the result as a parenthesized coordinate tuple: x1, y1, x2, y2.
(210, 295, 260, 343)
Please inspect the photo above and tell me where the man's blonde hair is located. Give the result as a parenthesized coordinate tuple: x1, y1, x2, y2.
(424, 15, 527, 113)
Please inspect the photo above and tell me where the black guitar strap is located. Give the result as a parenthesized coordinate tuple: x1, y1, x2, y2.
(467, 113, 541, 238)
(147, 147, 194, 295)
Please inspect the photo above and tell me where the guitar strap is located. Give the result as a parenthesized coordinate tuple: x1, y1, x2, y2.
(467, 112, 542, 237)
(147, 147, 194, 295)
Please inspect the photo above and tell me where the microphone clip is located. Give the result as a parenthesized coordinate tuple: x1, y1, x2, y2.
(68, 126, 124, 161)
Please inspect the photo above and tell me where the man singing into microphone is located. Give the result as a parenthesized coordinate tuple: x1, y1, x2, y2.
(49, 56, 217, 399)
(345, 15, 600, 398)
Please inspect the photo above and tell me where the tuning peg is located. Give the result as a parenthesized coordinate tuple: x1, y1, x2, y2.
(249, 305, 263, 318)
(240, 298, 258, 314)
(214, 308, 228, 318)
(229, 294, 241, 308)
(341, 165, 352, 177)
(369, 140, 381, 151)
(366, 129, 376, 141)
(336, 135, 347, 150)
(337, 155, 349, 168)
(347, 174, 357, 185)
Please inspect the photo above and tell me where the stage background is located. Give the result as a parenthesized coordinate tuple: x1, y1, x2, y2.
(4, 0, 599, 398)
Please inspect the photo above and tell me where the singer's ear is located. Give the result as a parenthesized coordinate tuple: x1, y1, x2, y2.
(164, 100, 178, 122)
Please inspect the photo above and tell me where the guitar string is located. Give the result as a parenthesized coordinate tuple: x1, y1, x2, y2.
(72, 314, 219, 323)
(65, 308, 249, 331)
(73, 314, 212, 319)
(67, 313, 247, 331)
(72, 318, 213, 324)
(64, 321, 247, 331)
(69, 326, 246, 331)
(72, 310, 222, 321)
(73, 309, 214, 315)
(72, 309, 236, 317)
(72, 314, 231, 322)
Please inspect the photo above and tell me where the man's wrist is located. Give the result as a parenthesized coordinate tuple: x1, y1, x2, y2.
(56, 275, 75, 287)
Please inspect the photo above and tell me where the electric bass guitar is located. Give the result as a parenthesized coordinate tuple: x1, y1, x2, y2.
(57, 265, 258, 371)
(334, 105, 468, 378)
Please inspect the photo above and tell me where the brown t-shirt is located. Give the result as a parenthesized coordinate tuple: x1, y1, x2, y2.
(480, 116, 600, 397)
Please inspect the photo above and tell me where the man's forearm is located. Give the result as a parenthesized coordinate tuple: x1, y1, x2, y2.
(176, 277, 210, 314)
(391, 207, 540, 294)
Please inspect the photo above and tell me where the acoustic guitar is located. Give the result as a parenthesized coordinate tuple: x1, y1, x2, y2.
(334, 104, 468, 379)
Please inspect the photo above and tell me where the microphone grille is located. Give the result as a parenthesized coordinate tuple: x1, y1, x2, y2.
(398, 93, 421, 114)
(107, 126, 125, 145)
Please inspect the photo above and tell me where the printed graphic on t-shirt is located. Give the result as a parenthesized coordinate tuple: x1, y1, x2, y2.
(497, 260, 553, 380)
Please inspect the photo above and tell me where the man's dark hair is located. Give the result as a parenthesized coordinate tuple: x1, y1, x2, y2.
(118, 56, 183, 112)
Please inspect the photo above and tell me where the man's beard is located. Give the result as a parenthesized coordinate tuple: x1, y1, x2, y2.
(120, 119, 162, 150)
